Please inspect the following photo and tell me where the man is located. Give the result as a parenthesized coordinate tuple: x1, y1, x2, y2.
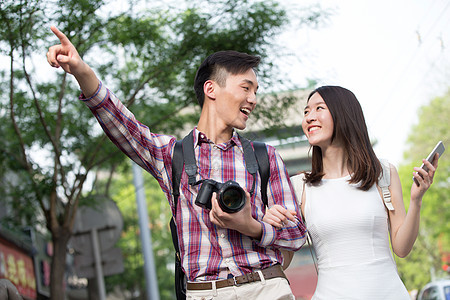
(47, 26, 306, 299)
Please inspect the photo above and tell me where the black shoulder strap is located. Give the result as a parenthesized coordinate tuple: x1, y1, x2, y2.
(181, 130, 197, 185)
(170, 139, 183, 249)
(170, 139, 186, 300)
(240, 136, 259, 175)
(253, 141, 270, 207)
(239, 135, 270, 207)
(172, 140, 184, 212)
(173, 133, 270, 210)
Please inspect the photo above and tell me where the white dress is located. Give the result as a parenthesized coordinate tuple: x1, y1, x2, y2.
(291, 174, 410, 300)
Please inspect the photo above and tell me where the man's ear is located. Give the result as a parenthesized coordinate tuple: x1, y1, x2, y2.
(204, 80, 216, 100)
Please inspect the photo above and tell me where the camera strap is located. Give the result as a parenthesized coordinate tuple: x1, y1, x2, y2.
(178, 130, 265, 198)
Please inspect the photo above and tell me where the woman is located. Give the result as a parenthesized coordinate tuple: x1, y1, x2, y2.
(264, 86, 440, 299)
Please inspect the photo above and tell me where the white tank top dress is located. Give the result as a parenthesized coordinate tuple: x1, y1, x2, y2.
(291, 174, 410, 300)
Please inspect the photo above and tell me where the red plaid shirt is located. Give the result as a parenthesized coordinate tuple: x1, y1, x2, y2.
(81, 81, 306, 281)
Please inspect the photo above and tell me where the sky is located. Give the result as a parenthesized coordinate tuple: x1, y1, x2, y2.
(275, 0, 450, 166)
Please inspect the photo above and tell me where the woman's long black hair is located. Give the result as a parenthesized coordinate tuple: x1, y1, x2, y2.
(304, 86, 382, 191)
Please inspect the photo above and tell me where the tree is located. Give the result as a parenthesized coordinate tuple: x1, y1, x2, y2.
(396, 91, 450, 291)
(102, 166, 174, 299)
(0, 0, 328, 298)
(0, 0, 122, 297)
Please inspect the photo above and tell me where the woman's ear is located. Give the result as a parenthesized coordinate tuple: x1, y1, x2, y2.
(204, 80, 216, 100)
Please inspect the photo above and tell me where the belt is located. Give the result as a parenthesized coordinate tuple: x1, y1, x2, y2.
(186, 264, 286, 291)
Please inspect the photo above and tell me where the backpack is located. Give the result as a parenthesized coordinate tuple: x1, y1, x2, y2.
(170, 131, 270, 300)
(378, 159, 394, 211)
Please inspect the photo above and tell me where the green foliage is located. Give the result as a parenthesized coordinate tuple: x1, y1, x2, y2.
(106, 168, 175, 299)
(396, 91, 450, 291)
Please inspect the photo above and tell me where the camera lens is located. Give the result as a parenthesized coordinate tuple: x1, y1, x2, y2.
(222, 188, 242, 208)
(218, 182, 245, 213)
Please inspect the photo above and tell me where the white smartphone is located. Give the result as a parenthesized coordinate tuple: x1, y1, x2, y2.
(413, 141, 445, 186)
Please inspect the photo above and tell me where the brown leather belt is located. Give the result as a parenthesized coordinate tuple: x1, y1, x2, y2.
(186, 264, 286, 291)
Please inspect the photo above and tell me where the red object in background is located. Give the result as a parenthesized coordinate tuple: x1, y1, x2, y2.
(0, 236, 37, 299)
(285, 264, 318, 300)
(283, 245, 318, 300)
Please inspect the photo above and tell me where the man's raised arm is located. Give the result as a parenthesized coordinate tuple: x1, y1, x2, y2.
(47, 26, 99, 97)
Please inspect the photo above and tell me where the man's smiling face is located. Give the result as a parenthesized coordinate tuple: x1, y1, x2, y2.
(213, 68, 258, 131)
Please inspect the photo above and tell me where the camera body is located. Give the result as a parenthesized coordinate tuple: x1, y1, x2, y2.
(195, 179, 246, 213)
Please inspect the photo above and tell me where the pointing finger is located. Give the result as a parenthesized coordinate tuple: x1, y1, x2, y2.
(50, 26, 71, 45)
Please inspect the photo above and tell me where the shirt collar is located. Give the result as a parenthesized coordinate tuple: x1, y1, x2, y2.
(193, 127, 242, 150)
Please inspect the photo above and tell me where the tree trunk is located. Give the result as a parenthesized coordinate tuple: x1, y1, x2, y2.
(87, 279, 100, 300)
(50, 227, 71, 299)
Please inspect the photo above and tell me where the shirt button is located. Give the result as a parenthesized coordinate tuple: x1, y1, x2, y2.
(225, 258, 229, 263)
(220, 233, 225, 238)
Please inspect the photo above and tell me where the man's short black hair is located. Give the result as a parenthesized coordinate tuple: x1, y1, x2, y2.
(194, 50, 261, 107)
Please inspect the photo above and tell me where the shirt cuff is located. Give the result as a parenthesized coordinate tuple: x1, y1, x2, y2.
(257, 220, 276, 247)
(79, 81, 108, 110)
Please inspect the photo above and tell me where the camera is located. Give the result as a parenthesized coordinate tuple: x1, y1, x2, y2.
(195, 179, 246, 213)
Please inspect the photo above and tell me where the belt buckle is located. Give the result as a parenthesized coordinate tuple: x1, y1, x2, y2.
(233, 276, 243, 287)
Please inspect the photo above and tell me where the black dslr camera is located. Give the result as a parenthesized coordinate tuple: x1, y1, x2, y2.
(195, 179, 246, 213)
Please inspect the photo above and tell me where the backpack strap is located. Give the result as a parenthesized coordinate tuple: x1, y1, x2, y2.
(170, 140, 186, 300)
(182, 130, 197, 185)
(240, 136, 259, 196)
(172, 140, 184, 211)
(170, 140, 183, 248)
(240, 137, 259, 175)
(378, 159, 394, 211)
(239, 136, 271, 207)
(253, 141, 270, 207)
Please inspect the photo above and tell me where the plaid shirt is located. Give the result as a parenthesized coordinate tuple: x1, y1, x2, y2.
(81, 81, 307, 281)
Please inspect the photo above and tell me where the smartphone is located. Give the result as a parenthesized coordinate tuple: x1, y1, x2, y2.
(413, 141, 445, 186)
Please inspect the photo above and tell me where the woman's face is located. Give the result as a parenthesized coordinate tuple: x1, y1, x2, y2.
(302, 92, 334, 148)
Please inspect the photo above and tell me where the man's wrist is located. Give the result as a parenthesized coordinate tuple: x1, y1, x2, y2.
(243, 219, 263, 240)
(74, 63, 99, 98)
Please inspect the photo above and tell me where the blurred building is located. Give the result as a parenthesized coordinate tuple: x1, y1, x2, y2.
(0, 219, 54, 300)
(0, 226, 37, 299)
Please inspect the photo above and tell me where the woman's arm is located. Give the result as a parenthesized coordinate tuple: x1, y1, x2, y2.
(386, 155, 439, 257)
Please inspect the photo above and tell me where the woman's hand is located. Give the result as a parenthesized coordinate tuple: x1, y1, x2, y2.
(262, 205, 297, 228)
(411, 153, 439, 205)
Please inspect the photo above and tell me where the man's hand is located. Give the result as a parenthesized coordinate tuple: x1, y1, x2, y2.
(47, 26, 84, 75)
(47, 26, 99, 97)
(209, 190, 262, 239)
